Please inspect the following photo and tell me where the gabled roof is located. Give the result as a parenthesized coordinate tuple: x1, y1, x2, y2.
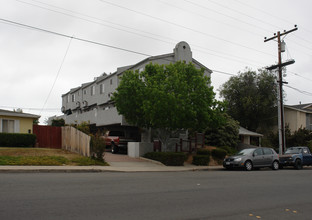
(285, 103, 312, 113)
(0, 109, 40, 119)
(239, 126, 263, 137)
(116, 53, 213, 76)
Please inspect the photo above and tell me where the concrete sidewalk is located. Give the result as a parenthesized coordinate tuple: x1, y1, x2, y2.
(0, 152, 223, 173)
(0, 164, 223, 173)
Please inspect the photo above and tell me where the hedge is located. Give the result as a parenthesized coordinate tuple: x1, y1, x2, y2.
(192, 155, 210, 166)
(144, 152, 187, 166)
(0, 133, 36, 147)
(211, 148, 227, 160)
(196, 148, 211, 156)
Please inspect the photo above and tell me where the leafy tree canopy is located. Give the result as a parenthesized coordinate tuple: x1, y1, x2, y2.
(51, 118, 65, 127)
(112, 62, 224, 150)
(219, 68, 277, 132)
(205, 114, 239, 149)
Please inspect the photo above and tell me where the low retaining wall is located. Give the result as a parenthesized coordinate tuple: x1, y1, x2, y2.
(128, 142, 154, 158)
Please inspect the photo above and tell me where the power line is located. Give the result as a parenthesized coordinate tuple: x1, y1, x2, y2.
(0, 106, 60, 111)
(183, 0, 270, 33)
(16, 0, 260, 67)
(205, 0, 281, 31)
(2, 17, 311, 99)
(40, 36, 73, 115)
(0, 18, 151, 57)
(200, 0, 312, 55)
(288, 71, 312, 82)
(98, 0, 274, 57)
(16, 0, 176, 46)
(157, 0, 264, 38)
(234, 0, 312, 45)
(285, 85, 312, 96)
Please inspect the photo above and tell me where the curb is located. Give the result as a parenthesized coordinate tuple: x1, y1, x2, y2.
(0, 165, 224, 173)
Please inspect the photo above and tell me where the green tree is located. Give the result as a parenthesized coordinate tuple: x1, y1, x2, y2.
(112, 62, 223, 151)
(219, 68, 277, 132)
(205, 114, 239, 149)
(51, 118, 65, 127)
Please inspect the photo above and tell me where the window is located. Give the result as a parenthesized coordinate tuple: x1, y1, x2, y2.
(110, 79, 113, 85)
(253, 148, 263, 156)
(100, 84, 105, 94)
(83, 90, 87, 95)
(91, 86, 95, 96)
(2, 119, 14, 133)
(263, 148, 273, 155)
(67, 95, 70, 103)
(71, 94, 75, 102)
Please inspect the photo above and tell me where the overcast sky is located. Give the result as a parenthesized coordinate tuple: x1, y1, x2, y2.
(1, 0, 311, 124)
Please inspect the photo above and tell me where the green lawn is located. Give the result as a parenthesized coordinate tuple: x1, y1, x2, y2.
(0, 147, 108, 166)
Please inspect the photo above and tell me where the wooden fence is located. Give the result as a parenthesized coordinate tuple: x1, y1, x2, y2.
(33, 125, 62, 149)
(175, 133, 205, 153)
(61, 126, 90, 157)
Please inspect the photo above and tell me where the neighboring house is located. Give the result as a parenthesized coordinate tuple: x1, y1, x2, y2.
(0, 109, 40, 134)
(284, 103, 312, 133)
(238, 126, 263, 149)
(53, 42, 212, 136)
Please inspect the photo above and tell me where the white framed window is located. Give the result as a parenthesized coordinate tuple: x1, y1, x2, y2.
(110, 79, 113, 85)
(1, 119, 19, 133)
(91, 86, 95, 96)
(100, 84, 105, 94)
(83, 90, 87, 95)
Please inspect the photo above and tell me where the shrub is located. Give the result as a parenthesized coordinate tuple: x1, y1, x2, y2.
(144, 152, 187, 166)
(90, 133, 106, 163)
(211, 148, 227, 160)
(219, 146, 237, 156)
(196, 148, 211, 156)
(192, 155, 210, 166)
(51, 118, 65, 127)
(0, 133, 36, 147)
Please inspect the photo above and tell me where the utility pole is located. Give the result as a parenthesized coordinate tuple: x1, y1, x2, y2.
(264, 25, 298, 155)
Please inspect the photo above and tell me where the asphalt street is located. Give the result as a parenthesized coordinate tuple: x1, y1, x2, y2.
(1, 169, 312, 220)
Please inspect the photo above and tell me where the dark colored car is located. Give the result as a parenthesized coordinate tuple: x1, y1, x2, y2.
(279, 146, 312, 169)
(223, 147, 279, 171)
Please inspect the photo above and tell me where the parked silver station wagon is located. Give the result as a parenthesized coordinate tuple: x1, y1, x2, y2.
(223, 147, 279, 171)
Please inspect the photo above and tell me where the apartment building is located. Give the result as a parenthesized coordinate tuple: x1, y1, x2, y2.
(56, 42, 212, 135)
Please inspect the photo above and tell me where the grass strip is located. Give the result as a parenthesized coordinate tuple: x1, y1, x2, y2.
(0, 156, 68, 166)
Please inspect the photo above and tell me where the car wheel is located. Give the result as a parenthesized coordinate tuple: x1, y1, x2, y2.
(294, 159, 303, 170)
(272, 160, 279, 170)
(244, 160, 253, 171)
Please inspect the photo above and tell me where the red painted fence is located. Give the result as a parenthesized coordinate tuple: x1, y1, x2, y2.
(33, 125, 62, 149)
